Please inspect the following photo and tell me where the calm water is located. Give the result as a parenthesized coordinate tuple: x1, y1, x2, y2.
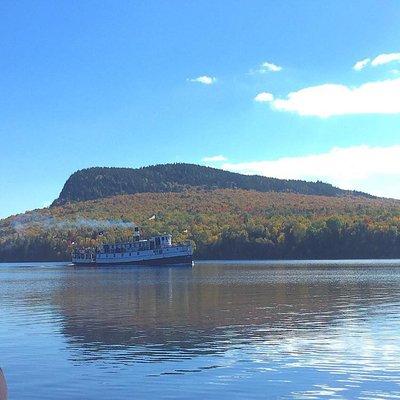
(1, 260, 400, 399)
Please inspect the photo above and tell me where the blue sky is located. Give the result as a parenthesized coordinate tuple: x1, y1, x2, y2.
(1, 0, 400, 218)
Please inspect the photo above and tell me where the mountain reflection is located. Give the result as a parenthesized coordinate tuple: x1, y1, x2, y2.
(51, 262, 400, 363)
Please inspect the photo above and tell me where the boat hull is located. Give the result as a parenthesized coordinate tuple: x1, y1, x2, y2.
(72, 254, 193, 267)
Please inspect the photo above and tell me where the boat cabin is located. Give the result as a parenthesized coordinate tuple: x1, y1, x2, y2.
(97, 234, 172, 254)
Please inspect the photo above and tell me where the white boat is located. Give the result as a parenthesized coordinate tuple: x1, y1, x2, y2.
(72, 227, 193, 266)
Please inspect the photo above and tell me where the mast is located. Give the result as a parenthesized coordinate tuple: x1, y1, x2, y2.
(134, 226, 140, 241)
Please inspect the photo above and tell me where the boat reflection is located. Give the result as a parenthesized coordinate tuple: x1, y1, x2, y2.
(51, 262, 400, 363)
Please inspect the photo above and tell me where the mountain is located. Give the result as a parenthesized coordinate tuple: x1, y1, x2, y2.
(52, 163, 372, 206)
(2, 163, 398, 263)
(2, 188, 400, 262)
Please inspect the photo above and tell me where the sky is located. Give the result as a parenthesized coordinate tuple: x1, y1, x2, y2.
(1, 0, 400, 218)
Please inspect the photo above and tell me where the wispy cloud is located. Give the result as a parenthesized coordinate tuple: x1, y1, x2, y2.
(249, 61, 282, 75)
(222, 145, 400, 199)
(371, 52, 400, 66)
(188, 75, 216, 85)
(254, 92, 274, 102)
(259, 61, 282, 72)
(256, 78, 400, 117)
(353, 52, 400, 70)
(353, 58, 370, 71)
(202, 155, 227, 162)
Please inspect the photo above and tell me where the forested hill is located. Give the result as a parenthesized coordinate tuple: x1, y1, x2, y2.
(53, 163, 371, 206)
(1, 189, 400, 262)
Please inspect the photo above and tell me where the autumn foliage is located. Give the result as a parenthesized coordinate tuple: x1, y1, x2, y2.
(1, 189, 400, 261)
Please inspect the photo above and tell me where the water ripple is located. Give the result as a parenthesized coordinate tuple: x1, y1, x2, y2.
(2, 260, 400, 399)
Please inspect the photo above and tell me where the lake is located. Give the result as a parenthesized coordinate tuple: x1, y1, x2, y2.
(1, 260, 400, 399)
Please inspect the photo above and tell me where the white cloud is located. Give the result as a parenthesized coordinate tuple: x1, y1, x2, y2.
(249, 61, 282, 74)
(353, 52, 400, 70)
(222, 145, 400, 199)
(371, 52, 400, 67)
(262, 78, 400, 117)
(202, 155, 227, 162)
(254, 92, 274, 102)
(353, 58, 370, 71)
(188, 75, 216, 85)
(260, 61, 282, 72)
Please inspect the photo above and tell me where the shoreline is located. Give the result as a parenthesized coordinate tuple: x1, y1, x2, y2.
(2, 258, 400, 266)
